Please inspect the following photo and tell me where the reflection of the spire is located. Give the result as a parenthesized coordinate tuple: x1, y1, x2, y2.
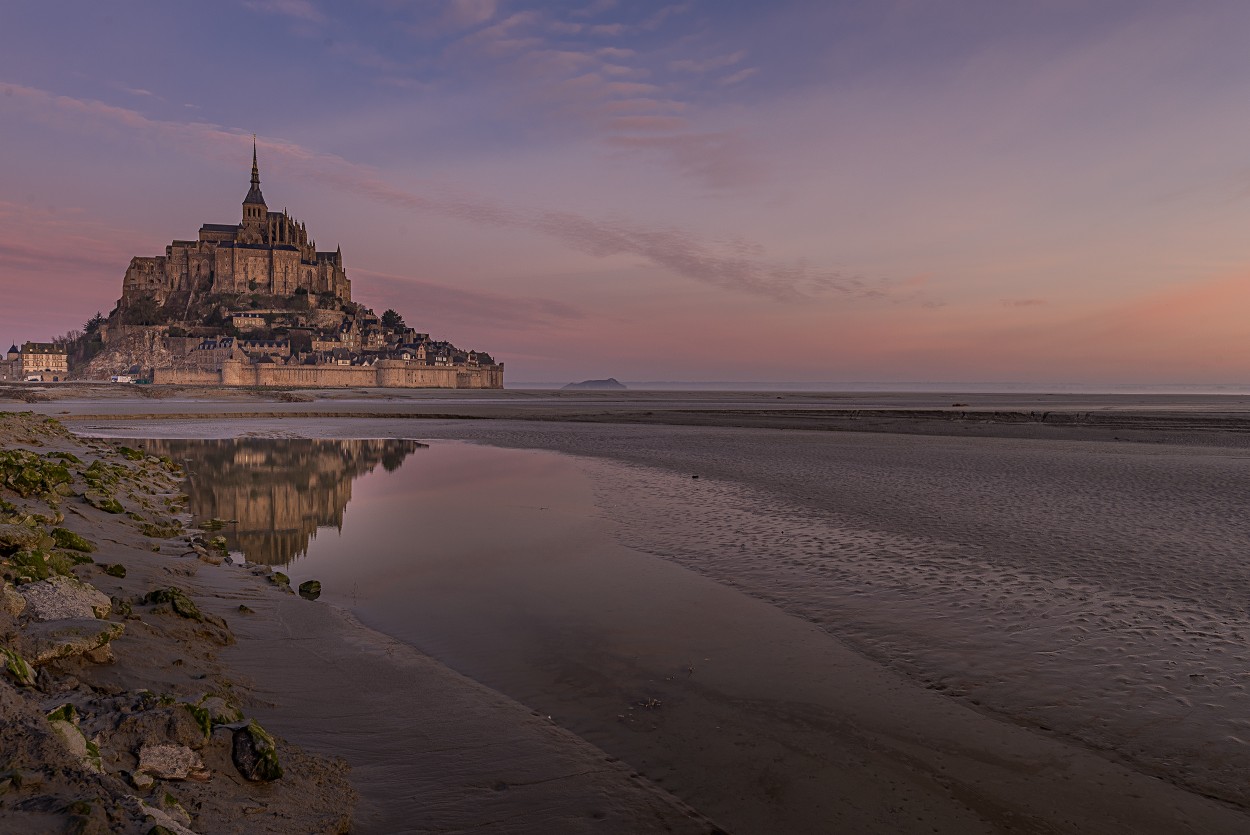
(137, 438, 426, 566)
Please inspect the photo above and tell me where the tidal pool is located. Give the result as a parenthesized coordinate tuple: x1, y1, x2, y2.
(128, 431, 1250, 833)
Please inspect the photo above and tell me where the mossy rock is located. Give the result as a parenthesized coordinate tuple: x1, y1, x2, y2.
(46, 550, 94, 575)
(104, 563, 127, 578)
(0, 450, 73, 497)
(45, 451, 82, 464)
(231, 721, 283, 781)
(46, 703, 78, 723)
(140, 521, 183, 539)
(51, 527, 95, 553)
(4, 549, 55, 583)
(81, 460, 121, 487)
(83, 490, 124, 514)
(143, 587, 202, 621)
(110, 595, 133, 617)
(297, 580, 321, 600)
(1, 647, 35, 686)
(183, 703, 213, 739)
(270, 572, 290, 587)
(198, 695, 244, 725)
(117, 446, 146, 461)
(0, 522, 43, 554)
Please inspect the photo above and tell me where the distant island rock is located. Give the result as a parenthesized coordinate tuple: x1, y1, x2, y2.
(563, 378, 627, 390)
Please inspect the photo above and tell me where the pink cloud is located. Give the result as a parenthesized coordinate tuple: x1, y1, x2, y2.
(440, 0, 497, 30)
(669, 51, 746, 74)
(242, 0, 325, 24)
(603, 131, 763, 189)
(719, 67, 759, 86)
(605, 115, 689, 131)
(0, 81, 887, 304)
(352, 268, 585, 331)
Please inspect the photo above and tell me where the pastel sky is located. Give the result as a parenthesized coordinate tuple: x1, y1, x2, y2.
(4, 0, 1250, 383)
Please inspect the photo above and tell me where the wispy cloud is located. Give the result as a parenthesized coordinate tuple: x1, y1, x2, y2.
(572, 0, 618, 18)
(0, 80, 894, 303)
(1001, 298, 1047, 307)
(604, 130, 761, 190)
(440, 0, 497, 31)
(719, 67, 758, 85)
(669, 50, 745, 74)
(353, 267, 585, 330)
(242, 0, 325, 24)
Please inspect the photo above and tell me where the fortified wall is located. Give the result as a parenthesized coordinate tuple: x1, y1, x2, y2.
(154, 359, 504, 389)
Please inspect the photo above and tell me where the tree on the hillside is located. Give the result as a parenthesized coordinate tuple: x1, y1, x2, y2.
(84, 312, 106, 333)
(122, 296, 160, 325)
(381, 309, 405, 331)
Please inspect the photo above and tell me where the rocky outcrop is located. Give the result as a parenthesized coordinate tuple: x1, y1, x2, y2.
(19, 575, 111, 621)
(230, 721, 283, 782)
(19, 618, 124, 665)
(137, 744, 210, 781)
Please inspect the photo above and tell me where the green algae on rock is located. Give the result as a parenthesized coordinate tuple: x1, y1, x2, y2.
(50, 527, 95, 553)
(143, 587, 202, 621)
(231, 721, 283, 782)
(1, 647, 36, 686)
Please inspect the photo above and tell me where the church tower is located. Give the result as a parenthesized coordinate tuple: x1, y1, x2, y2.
(241, 138, 267, 240)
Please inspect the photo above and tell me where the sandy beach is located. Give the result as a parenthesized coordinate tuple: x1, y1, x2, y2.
(6, 387, 1250, 833)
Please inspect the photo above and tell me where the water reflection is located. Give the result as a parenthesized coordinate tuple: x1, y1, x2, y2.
(140, 438, 424, 564)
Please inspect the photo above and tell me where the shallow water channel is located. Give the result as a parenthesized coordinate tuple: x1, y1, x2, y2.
(128, 432, 1250, 833)
(139, 436, 1030, 834)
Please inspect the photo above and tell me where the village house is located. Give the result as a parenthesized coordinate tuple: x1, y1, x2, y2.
(0, 343, 70, 382)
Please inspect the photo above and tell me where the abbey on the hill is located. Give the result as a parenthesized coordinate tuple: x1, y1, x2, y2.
(123, 142, 352, 305)
(63, 141, 504, 389)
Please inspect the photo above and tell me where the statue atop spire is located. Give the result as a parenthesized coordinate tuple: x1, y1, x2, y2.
(243, 135, 266, 209)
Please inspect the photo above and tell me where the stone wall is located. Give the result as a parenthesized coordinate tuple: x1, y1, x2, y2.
(152, 368, 222, 386)
(192, 359, 504, 388)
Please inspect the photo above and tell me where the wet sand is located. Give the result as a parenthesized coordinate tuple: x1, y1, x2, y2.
(69, 403, 1250, 834)
(14, 387, 1250, 830)
(233, 440, 1250, 835)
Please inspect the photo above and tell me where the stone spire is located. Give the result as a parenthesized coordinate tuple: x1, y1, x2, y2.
(244, 136, 266, 207)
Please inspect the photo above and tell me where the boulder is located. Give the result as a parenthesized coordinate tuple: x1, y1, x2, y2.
(50, 527, 95, 553)
(230, 721, 283, 781)
(1, 581, 26, 617)
(20, 618, 124, 665)
(0, 523, 42, 553)
(83, 490, 124, 514)
(137, 744, 210, 781)
(197, 696, 243, 726)
(115, 705, 209, 751)
(297, 579, 321, 600)
(1, 646, 36, 686)
(117, 796, 199, 835)
(143, 587, 202, 621)
(19, 575, 111, 621)
(47, 715, 103, 774)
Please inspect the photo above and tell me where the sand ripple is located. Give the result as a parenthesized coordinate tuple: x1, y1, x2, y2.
(464, 426, 1250, 808)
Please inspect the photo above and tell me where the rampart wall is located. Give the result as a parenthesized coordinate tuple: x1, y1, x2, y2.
(154, 359, 502, 389)
(151, 368, 224, 386)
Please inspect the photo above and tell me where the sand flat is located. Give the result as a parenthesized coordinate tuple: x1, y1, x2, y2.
(56, 395, 1250, 832)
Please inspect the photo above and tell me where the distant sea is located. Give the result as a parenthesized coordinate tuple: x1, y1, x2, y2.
(512, 381, 1250, 395)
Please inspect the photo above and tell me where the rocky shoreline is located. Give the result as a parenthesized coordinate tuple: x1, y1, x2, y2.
(0, 412, 354, 834)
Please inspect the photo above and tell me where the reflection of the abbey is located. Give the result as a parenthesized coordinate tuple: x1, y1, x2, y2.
(139, 438, 425, 565)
